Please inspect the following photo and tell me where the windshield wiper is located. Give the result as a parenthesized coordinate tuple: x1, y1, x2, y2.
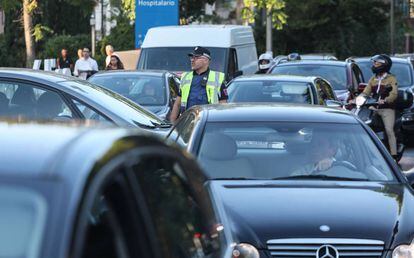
(150, 120, 172, 128)
(212, 177, 260, 180)
(273, 175, 369, 181)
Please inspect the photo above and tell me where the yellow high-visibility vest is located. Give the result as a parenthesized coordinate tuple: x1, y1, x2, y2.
(180, 70, 225, 108)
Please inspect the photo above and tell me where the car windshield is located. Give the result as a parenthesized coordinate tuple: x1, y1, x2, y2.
(0, 186, 47, 258)
(228, 80, 313, 104)
(89, 74, 167, 106)
(138, 47, 227, 72)
(356, 61, 413, 88)
(271, 65, 347, 90)
(198, 122, 396, 181)
(60, 80, 165, 127)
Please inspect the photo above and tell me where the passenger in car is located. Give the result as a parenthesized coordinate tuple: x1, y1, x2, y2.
(290, 134, 339, 176)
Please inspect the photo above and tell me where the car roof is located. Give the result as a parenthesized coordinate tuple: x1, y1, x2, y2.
(0, 68, 77, 83)
(90, 70, 168, 77)
(192, 103, 358, 124)
(0, 122, 158, 179)
(275, 60, 347, 67)
(232, 74, 318, 82)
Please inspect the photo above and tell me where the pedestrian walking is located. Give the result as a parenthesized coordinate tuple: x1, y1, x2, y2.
(105, 55, 124, 70)
(170, 46, 228, 123)
(57, 48, 74, 73)
(73, 48, 99, 80)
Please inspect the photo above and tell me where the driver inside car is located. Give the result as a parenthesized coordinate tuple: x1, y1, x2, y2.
(291, 133, 339, 176)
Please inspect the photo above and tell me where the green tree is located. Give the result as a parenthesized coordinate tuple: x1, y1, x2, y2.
(242, 0, 287, 30)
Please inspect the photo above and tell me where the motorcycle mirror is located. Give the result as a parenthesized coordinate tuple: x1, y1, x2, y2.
(404, 171, 414, 188)
(355, 95, 367, 107)
(358, 83, 368, 93)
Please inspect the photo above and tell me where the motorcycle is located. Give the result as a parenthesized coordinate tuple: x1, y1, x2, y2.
(351, 93, 405, 161)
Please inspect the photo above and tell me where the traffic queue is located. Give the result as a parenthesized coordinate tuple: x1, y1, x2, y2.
(2, 25, 414, 258)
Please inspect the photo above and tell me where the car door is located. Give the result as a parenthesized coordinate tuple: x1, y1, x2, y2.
(71, 155, 157, 258)
(0, 79, 76, 120)
(128, 150, 224, 258)
(166, 111, 201, 151)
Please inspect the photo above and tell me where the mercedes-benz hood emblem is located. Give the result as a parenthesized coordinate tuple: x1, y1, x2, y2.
(316, 245, 339, 258)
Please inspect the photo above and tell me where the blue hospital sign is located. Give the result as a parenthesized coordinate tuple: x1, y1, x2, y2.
(135, 0, 179, 48)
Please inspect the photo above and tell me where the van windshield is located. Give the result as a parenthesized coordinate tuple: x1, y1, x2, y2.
(138, 47, 227, 72)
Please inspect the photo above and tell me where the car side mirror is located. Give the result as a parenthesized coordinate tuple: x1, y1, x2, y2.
(325, 100, 343, 108)
(234, 70, 243, 78)
(358, 83, 368, 93)
(405, 171, 414, 188)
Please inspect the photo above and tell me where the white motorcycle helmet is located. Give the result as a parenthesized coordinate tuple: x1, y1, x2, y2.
(258, 53, 274, 70)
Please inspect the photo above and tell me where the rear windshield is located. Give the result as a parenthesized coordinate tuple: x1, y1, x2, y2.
(272, 64, 347, 90)
(138, 47, 227, 72)
(356, 61, 413, 88)
(228, 80, 313, 104)
(89, 74, 167, 106)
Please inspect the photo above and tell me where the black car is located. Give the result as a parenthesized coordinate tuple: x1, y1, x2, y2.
(227, 75, 341, 107)
(0, 69, 170, 133)
(351, 57, 414, 133)
(269, 60, 365, 102)
(167, 103, 414, 257)
(0, 122, 232, 258)
(88, 70, 180, 120)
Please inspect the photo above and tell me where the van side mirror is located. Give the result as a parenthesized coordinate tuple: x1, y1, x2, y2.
(358, 83, 368, 93)
(234, 70, 243, 78)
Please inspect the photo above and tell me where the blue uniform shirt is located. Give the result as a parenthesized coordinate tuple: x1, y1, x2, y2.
(186, 70, 209, 109)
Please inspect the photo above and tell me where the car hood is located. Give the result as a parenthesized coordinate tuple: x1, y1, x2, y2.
(209, 181, 414, 250)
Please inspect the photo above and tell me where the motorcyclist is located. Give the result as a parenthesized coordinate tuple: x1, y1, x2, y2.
(361, 54, 398, 160)
(256, 52, 274, 74)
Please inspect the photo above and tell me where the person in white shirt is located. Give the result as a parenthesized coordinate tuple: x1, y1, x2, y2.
(74, 48, 98, 80)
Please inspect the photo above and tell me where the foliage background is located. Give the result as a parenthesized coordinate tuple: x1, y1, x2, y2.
(0, 0, 410, 67)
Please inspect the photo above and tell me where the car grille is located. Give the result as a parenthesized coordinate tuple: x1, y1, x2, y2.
(267, 238, 385, 258)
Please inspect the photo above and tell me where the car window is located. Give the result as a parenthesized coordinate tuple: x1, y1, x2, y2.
(319, 80, 336, 100)
(131, 155, 221, 258)
(314, 81, 326, 105)
(168, 76, 179, 100)
(59, 80, 164, 127)
(228, 80, 313, 104)
(272, 65, 347, 90)
(227, 48, 237, 80)
(89, 74, 167, 106)
(197, 122, 396, 182)
(0, 81, 73, 120)
(352, 65, 364, 84)
(169, 113, 197, 147)
(71, 99, 111, 122)
(78, 166, 151, 258)
(0, 186, 47, 258)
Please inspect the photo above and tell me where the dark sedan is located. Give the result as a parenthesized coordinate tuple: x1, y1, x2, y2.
(0, 69, 170, 133)
(227, 75, 341, 107)
(269, 60, 365, 102)
(88, 70, 179, 120)
(167, 103, 414, 257)
(0, 122, 232, 258)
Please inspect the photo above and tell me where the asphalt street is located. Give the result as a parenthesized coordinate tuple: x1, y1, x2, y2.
(401, 146, 414, 172)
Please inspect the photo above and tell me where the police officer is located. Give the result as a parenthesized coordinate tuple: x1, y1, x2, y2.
(171, 46, 228, 122)
(362, 54, 398, 159)
(256, 52, 273, 74)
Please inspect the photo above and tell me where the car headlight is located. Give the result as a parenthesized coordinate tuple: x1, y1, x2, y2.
(393, 242, 414, 258)
(232, 243, 259, 258)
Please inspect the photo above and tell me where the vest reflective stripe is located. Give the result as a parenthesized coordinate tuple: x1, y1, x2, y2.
(180, 70, 225, 107)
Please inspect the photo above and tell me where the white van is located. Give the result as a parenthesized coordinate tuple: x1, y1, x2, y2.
(137, 25, 258, 80)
